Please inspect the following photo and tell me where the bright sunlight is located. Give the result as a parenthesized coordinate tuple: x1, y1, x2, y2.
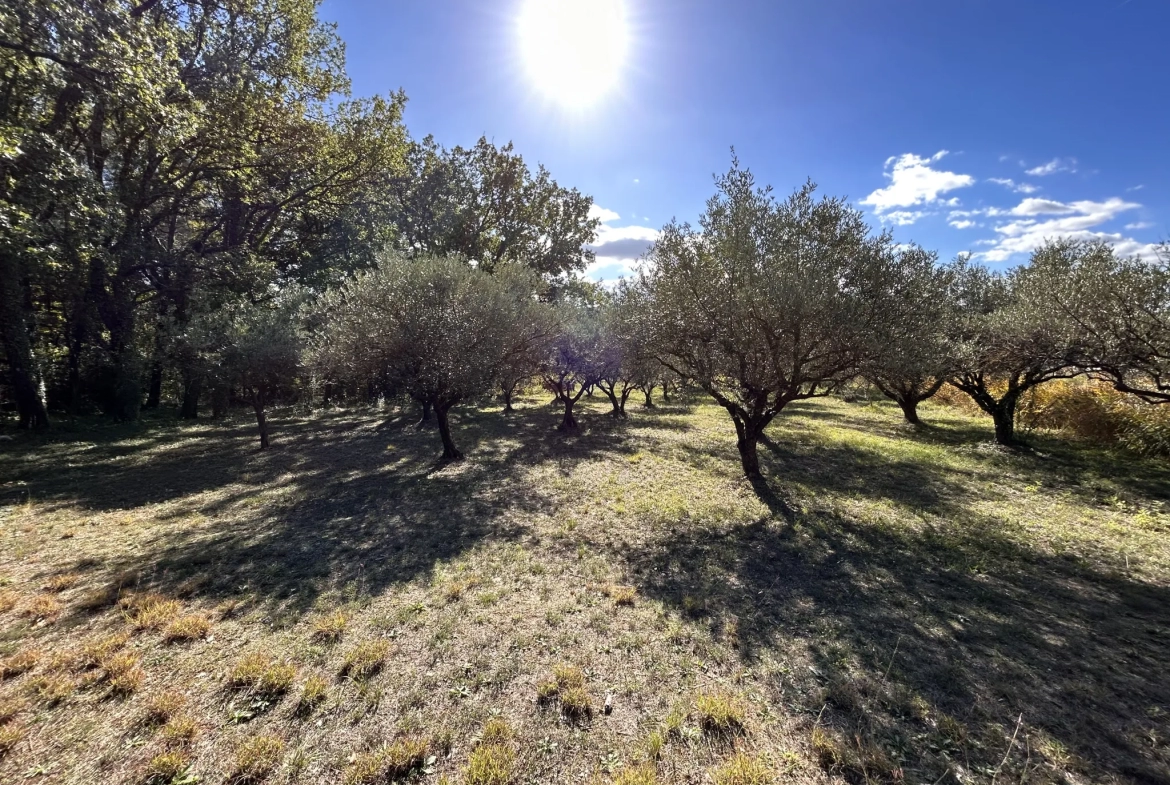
(518, 0, 629, 109)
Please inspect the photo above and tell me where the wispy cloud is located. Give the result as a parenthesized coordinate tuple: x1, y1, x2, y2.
(1024, 157, 1077, 177)
(949, 219, 976, 229)
(860, 151, 974, 218)
(988, 177, 1039, 194)
(974, 197, 1155, 262)
(1125, 221, 1154, 230)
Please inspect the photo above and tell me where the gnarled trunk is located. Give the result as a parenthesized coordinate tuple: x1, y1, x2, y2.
(732, 415, 763, 478)
(559, 398, 579, 432)
(501, 383, 516, 414)
(416, 399, 433, 428)
(643, 386, 655, 408)
(434, 402, 463, 461)
(898, 398, 921, 425)
(992, 405, 1016, 446)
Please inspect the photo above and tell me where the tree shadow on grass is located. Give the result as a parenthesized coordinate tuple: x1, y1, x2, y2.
(14, 400, 643, 623)
(622, 507, 1170, 784)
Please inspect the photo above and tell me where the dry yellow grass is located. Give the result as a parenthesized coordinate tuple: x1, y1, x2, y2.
(44, 572, 80, 592)
(233, 735, 284, 782)
(20, 594, 61, 622)
(340, 639, 390, 679)
(344, 737, 429, 785)
(311, 610, 349, 641)
(0, 590, 19, 613)
(464, 741, 513, 785)
(0, 649, 40, 679)
(160, 715, 198, 746)
(0, 723, 25, 757)
(144, 690, 186, 724)
(80, 631, 130, 668)
(146, 750, 191, 782)
(163, 613, 211, 642)
(0, 396, 1168, 784)
(103, 651, 145, 696)
(695, 691, 747, 736)
(711, 752, 773, 785)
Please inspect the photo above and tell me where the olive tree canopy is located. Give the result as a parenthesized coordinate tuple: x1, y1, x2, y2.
(642, 160, 907, 480)
(315, 254, 554, 460)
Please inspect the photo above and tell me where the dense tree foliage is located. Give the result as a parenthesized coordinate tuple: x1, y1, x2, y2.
(314, 254, 554, 460)
(863, 248, 957, 424)
(3, 2, 1167, 487)
(947, 254, 1085, 445)
(1023, 240, 1170, 404)
(640, 162, 912, 478)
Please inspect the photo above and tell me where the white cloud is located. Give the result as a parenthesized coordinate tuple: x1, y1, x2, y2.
(988, 177, 1039, 194)
(588, 205, 621, 223)
(974, 196, 1155, 262)
(586, 211, 660, 283)
(1024, 157, 1076, 177)
(949, 219, 976, 230)
(880, 210, 929, 226)
(861, 151, 975, 214)
(1125, 221, 1154, 230)
(1127, 184, 1144, 192)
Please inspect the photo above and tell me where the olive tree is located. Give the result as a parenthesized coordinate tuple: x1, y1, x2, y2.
(188, 293, 305, 449)
(863, 247, 957, 424)
(642, 161, 905, 480)
(542, 303, 606, 432)
(1025, 239, 1170, 404)
(316, 254, 554, 461)
(947, 251, 1086, 445)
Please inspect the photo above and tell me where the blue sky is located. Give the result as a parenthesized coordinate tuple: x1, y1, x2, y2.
(321, 0, 1169, 281)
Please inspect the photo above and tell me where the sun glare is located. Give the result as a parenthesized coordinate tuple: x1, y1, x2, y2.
(518, 0, 629, 109)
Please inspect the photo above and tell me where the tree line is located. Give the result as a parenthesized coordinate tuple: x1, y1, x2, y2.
(3, 3, 1168, 482)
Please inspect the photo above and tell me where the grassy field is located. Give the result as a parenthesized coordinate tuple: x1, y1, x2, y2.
(1, 391, 1168, 785)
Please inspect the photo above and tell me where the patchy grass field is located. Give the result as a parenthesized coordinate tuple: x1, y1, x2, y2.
(1, 392, 1168, 785)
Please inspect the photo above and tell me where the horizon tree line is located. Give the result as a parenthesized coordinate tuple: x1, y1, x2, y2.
(3, 3, 1168, 479)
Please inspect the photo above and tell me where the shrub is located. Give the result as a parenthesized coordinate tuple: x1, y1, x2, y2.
(0, 590, 17, 613)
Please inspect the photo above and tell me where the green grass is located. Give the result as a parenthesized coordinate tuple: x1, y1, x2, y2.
(0, 391, 1167, 783)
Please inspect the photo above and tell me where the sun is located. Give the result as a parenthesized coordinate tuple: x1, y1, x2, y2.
(518, 0, 629, 109)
